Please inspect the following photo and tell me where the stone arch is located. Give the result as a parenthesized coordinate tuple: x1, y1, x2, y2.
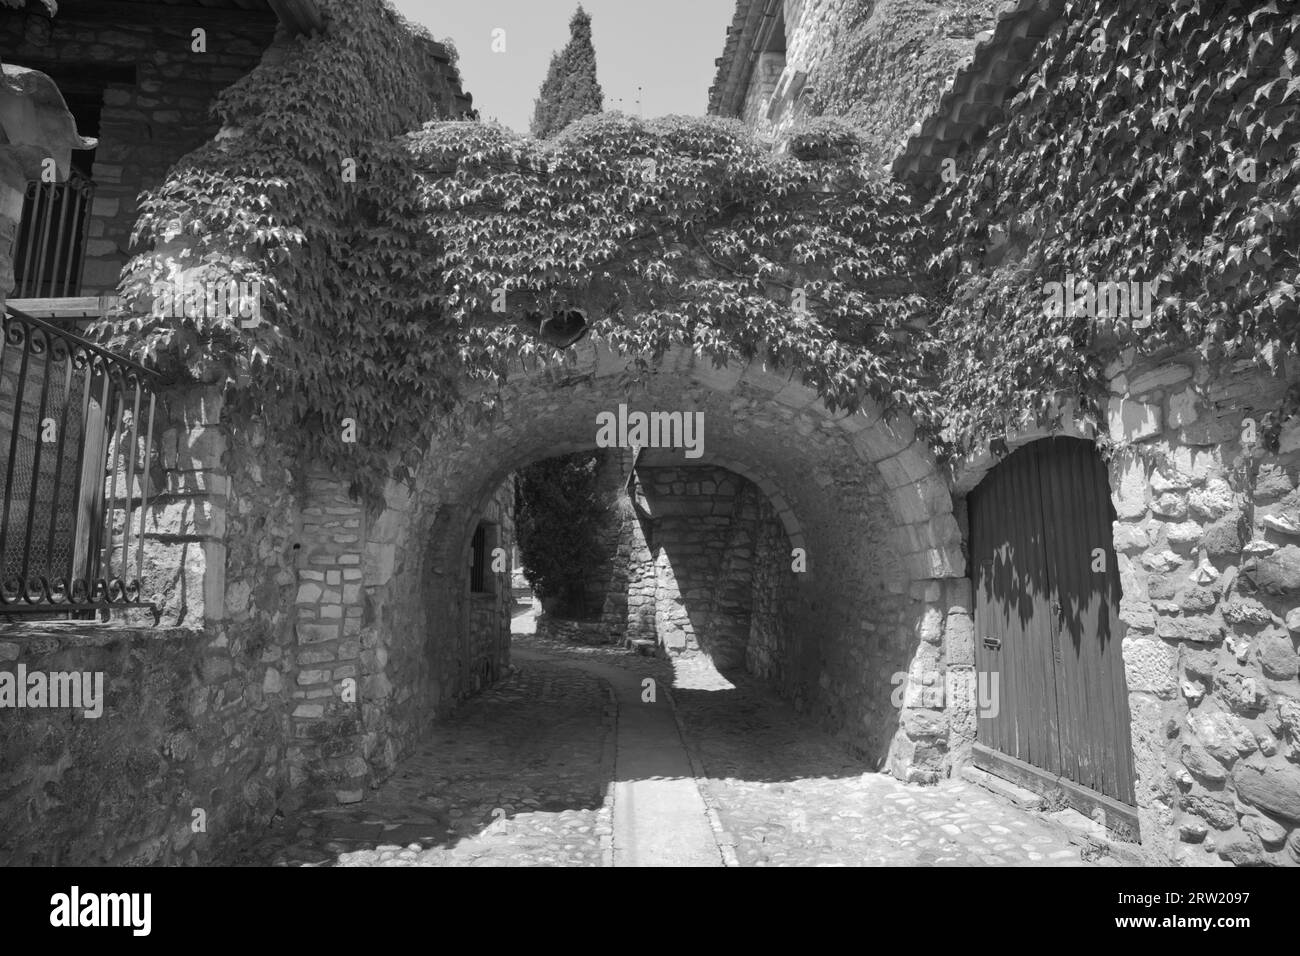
(293, 342, 969, 801)
(433, 343, 961, 582)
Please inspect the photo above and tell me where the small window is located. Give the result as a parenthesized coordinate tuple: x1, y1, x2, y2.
(470, 522, 498, 594)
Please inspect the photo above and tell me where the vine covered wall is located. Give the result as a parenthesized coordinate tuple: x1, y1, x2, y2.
(930, 0, 1298, 456)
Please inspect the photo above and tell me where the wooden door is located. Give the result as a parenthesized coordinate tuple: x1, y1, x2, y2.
(970, 437, 1136, 807)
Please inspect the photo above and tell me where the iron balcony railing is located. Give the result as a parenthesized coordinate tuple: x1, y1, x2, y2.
(0, 306, 159, 619)
(13, 171, 95, 300)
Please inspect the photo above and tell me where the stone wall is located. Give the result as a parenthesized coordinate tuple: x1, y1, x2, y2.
(465, 480, 514, 691)
(1104, 351, 1300, 866)
(718, 0, 1013, 170)
(0, 381, 303, 865)
(0, 621, 287, 865)
(0, 53, 295, 867)
(0, 3, 494, 860)
(325, 343, 964, 790)
(535, 614, 611, 645)
(1, 7, 278, 295)
(746, 491, 798, 680)
(287, 468, 519, 798)
(587, 450, 627, 624)
(634, 463, 768, 666)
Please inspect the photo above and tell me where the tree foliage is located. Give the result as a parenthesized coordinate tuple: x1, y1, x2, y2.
(530, 6, 604, 139)
(513, 452, 605, 618)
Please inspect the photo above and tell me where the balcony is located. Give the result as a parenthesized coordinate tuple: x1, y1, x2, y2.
(0, 305, 159, 620)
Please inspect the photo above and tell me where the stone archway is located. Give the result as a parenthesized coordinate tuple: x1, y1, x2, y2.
(290, 343, 973, 803)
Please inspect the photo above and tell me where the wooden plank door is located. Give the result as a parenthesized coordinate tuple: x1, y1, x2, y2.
(970, 437, 1136, 807)
(1037, 438, 1136, 805)
(971, 440, 1062, 778)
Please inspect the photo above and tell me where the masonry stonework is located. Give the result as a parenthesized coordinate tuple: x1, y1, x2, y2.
(307, 343, 964, 791)
(1104, 352, 1300, 866)
(1, 8, 279, 295)
(0, 380, 302, 864)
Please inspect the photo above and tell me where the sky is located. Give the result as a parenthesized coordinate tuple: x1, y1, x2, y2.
(389, 0, 738, 134)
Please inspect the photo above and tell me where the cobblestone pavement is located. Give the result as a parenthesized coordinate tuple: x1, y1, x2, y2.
(232, 605, 1120, 866)
(230, 655, 613, 867)
(668, 655, 1114, 867)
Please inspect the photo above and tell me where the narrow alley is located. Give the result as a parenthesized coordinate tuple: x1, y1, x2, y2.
(235, 609, 1110, 867)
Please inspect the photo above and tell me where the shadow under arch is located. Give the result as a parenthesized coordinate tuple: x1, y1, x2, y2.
(346, 342, 968, 787)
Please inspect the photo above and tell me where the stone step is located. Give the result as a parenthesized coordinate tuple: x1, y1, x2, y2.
(626, 638, 658, 657)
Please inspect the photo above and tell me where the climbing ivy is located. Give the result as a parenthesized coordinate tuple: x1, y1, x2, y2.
(93, 0, 936, 501)
(90, 0, 1298, 498)
(929, 0, 1300, 457)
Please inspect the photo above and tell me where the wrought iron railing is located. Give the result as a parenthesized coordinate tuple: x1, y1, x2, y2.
(0, 306, 158, 619)
(13, 171, 95, 299)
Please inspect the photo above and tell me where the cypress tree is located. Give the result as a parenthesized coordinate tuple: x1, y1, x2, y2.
(530, 6, 604, 138)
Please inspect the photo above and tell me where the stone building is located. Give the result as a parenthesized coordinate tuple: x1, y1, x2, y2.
(0, 0, 1293, 870)
(711, 0, 1300, 865)
(0, 0, 478, 864)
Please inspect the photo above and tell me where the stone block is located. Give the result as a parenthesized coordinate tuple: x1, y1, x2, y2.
(1155, 615, 1223, 643)
(916, 606, 944, 645)
(297, 623, 340, 645)
(1232, 765, 1300, 823)
(1113, 455, 1149, 519)
(1204, 511, 1246, 560)
(1256, 636, 1299, 680)
(1121, 637, 1177, 695)
(1242, 545, 1300, 595)
(1108, 397, 1161, 442)
(1129, 364, 1191, 395)
(1167, 387, 1199, 428)
(1188, 711, 1256, 763)
(1180, 743, 1227, 782)
(851, 419, 914, 463)
(945, 610, 974, 665)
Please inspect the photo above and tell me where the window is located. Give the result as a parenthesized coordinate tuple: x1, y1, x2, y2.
(470, 522, 499, 595)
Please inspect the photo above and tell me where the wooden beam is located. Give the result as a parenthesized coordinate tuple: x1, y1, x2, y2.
(7, 296, 118, 319)
(266, 0, 323, 36)
(971, 742, 1142, 837)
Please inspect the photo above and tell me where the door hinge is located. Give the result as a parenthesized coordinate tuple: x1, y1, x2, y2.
(983, 636, 1002, 650)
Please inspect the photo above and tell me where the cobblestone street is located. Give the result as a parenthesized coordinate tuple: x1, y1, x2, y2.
(233, 655, 614, 867)
(232, 610, 1115, 867)
(669, 656, 1110, 867)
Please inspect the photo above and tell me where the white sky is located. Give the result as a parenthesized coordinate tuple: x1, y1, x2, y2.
(389, 0, 738, 133)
